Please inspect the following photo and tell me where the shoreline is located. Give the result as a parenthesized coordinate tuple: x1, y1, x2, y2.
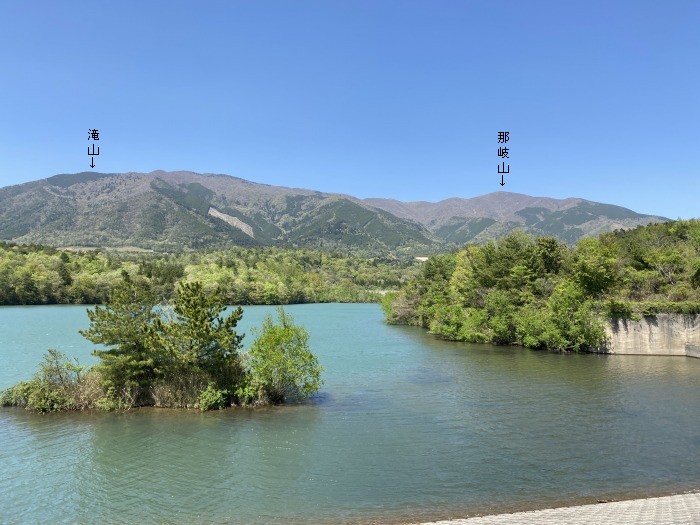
(345, 486, 700, 525)
(409, 490, 700, 524)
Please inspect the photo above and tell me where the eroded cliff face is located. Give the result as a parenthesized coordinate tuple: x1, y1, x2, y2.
(603, 314, 700, 356)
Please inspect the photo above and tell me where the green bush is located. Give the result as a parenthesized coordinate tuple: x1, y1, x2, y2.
(198, 384, 227, 411)
(516, 305, 559, 349)
(95, 387, 132, 411)
(1, 379, 71, 412)
(603, 299, 635, 319)
(241, 307, 323, 405)
(26, 381, 71, 413)
(637, 301, 700, 316)
(0, 350, 85, 412)
(0, 381, 34, 407)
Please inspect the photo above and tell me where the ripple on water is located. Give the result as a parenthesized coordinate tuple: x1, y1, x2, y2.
(1, 304, 699, 524)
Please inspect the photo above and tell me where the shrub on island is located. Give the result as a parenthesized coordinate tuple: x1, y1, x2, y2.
(1, 276, 323, 412)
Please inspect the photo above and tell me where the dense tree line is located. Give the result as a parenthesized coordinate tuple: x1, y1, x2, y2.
(1, 276, 323, 412)
(383, 220, 700, 351)
(0, 243, 418, 305)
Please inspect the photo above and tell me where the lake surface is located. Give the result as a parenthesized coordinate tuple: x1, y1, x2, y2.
(1, 303, 699, 524)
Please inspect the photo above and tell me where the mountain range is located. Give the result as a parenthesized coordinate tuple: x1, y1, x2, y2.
(0, 170, 668, 253)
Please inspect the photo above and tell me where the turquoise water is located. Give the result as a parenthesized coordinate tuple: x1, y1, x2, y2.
(1, 304, 699, 524)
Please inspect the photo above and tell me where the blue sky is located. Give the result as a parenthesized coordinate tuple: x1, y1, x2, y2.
(1, 1, 698, 218)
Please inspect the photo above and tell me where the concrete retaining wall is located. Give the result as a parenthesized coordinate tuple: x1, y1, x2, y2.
(687, 344, 700, 358)
(603, 314, 700, 355)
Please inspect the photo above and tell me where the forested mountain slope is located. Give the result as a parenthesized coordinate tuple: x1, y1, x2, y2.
(364, 192, 667, 244)
(0, 171, 666, 251)
(0, 171, 436, 253)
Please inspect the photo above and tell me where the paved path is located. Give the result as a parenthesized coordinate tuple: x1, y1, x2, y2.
(416, 492, 700, 525)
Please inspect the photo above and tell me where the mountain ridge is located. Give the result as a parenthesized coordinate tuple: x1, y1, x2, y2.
(0, 171, 668, 252)
(363, 193, 585, 223)
(364, 191, 666, 244)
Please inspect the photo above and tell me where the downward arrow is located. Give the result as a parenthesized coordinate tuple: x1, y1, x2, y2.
(500, 174, 505, 186)
(90, 157, 95, 168)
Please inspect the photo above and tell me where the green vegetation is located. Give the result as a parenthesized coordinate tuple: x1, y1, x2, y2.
(238, 307, 323, 405)
(0, 349, 102, 412)
(383, 220, 700, 351)
(0, 243, 418, 305)
(1, 278, 324, 412)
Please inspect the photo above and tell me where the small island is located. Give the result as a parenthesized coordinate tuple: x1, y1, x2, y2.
(1, 276, 323, 412)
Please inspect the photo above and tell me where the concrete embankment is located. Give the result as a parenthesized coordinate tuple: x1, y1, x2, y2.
(602, 314, 700, 356)
(414, 492, 700, 525)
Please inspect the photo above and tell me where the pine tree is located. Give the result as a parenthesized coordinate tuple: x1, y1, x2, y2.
(80, 273, 159, 400)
